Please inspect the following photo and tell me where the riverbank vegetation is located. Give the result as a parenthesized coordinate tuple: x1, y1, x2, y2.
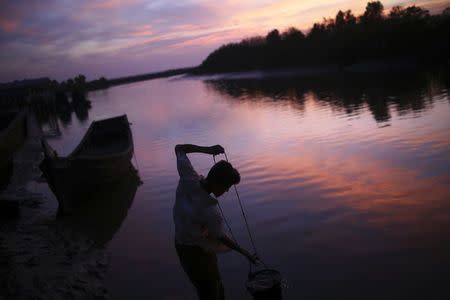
(0, 67, 195, 109)
(197, 1, 450, 73)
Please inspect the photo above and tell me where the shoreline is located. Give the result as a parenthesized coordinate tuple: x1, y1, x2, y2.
(188, 60, 448, 80)
(0, 113, 110, 299)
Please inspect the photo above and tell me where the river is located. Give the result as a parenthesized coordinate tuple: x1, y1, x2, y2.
(40, 70, 450, 299)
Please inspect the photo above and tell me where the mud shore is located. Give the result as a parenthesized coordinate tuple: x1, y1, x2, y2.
(0, 113, 109, 300)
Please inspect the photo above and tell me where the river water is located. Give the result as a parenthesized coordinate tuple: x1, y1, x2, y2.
(41, 71, 450, 299)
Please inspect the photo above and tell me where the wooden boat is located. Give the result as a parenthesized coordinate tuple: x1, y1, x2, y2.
(59, 164, 140, 244)
(40, 114, 134, 214)
(0, 111, 27, 191)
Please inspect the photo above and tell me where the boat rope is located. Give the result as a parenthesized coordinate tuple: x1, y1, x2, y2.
(133, 150, 141, 173)
(133, 153, 139, 170)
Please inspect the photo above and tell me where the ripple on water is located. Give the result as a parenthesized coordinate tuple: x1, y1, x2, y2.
(43, 72, 450, 299)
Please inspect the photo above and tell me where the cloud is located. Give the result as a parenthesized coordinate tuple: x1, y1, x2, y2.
(128, 25, 154, 37)
(0, 0, 447, 82)
(84, 0, 137, 10)
(0, 19, 19, 32)
(144, 0, 170, 11)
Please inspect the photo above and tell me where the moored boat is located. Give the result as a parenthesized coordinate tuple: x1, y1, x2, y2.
(0, 111, 27, 191)
(58, 164, 140, 244)
(40, 114, 135, 214)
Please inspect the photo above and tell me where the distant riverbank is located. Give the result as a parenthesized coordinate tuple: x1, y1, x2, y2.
(89, 66, 197, 91)
(0, 67, 198, 110)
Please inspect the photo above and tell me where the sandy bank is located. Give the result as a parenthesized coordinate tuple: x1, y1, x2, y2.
(0, 113, 110, 300)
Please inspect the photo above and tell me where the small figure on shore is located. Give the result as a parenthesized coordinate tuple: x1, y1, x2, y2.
(173, 144, 258, 300)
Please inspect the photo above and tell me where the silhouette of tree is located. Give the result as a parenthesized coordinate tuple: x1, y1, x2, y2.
(198, 1, 450, 74)
(361, 1, 384, 23)
(71, 74, 87, 103)
(74, 74, 86, 86)
(281, 27, 305, 42)
(335, 10, 346, 28)
(266, 29, 281, 45)
(308, 22, 326, 39)
(389, 6, 404, 18)
(344, 10, 357, 26)
(389, 5, 429, 19)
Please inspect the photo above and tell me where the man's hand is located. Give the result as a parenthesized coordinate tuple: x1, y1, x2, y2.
(241, 248, 260, 264)
(218, 235, 261, 264)
(248, 253, 260, 265)
(210, 145, 225, 156)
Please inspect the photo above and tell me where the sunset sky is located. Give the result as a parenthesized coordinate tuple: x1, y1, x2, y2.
(0, 0, 448, 82)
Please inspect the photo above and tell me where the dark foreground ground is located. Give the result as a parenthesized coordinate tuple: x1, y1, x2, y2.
(0, 114, 109, 300)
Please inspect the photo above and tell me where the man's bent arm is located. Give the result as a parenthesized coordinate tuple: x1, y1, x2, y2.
(175, 144, 224, 156)
(217, 234, 257, 263)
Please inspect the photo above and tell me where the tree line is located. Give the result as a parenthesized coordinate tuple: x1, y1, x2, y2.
(197, 1, 450, 73)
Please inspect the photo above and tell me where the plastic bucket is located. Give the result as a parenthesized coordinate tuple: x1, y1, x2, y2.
(246, 269, 282, 300)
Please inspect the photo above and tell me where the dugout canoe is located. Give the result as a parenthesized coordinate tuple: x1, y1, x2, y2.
(0, 111, 27, 190)
(58, 164, 140, 244)
(40, 114, 134, 214)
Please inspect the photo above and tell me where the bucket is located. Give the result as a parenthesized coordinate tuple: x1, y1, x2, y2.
(246, 268, 283, 300)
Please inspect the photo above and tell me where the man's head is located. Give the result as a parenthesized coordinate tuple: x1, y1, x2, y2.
(206, 160, 240, 197)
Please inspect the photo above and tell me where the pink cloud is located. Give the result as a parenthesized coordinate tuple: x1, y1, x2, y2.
(168, 28, 252, 50)
(0, 18, 19, 32)
(128, 25, 154, 37)
(2, 0, 449, 82)
(172, 24, 203, 32)
(84, 0, 139, 10)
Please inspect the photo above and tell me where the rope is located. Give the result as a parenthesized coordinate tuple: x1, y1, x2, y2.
(217, 199, 238, 242)
(213, 155, 237, 240)
(223, 151, 258, 256)
(213, 152, 274, 273)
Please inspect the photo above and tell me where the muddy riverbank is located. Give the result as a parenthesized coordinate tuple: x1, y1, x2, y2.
(0, 113, 110, 300)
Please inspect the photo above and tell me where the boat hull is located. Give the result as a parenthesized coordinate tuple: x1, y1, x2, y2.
(40, 114, 135, 214)
(41, 158, 135, 214)
(57, 164, 140, 244)
(0, 111, 27, 190)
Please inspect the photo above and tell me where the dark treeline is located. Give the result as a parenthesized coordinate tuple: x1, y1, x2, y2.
(1, 66, 196, 109)
(53, 67, 197, 100)
(198, 2, 450, 73)
(1, 75, 99, 108)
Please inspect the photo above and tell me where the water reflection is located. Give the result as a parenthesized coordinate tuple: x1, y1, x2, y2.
(46, 72, 450, 299)
(58, 165, 141, 245)
(31, 95, 92, 136)
(205, 71, 450, 123)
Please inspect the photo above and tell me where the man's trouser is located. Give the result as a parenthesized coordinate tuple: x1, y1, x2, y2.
(175, 242, 225, 300)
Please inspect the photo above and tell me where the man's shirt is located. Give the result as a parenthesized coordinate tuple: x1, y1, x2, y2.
(173, 149, 229, 253)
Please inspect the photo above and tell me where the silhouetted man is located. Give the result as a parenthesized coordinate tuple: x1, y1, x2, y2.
(174, 144, 257, 300)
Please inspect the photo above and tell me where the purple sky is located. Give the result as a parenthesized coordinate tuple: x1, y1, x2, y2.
(0, 0, 448, 82)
